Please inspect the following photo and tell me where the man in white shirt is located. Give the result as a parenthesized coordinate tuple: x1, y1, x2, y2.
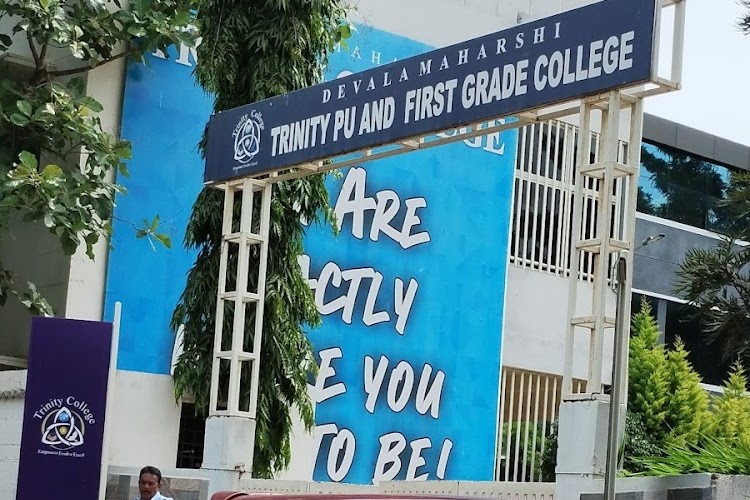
(135, 465, 174, 500)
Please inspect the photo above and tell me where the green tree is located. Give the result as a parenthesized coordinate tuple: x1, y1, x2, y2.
(629, 299, 670, 440)
(706, 361, 750, 446)
(664, 338, 709, 445)
(676, 239, 750, 362)
(0, 0, 193, 313)
(740, 0, 750, 35)
(170, 0, 350, 478)
(675, 171, 750, 363)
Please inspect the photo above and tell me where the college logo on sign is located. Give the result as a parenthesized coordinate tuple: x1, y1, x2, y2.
(232, 110, 264, 171)
(33, 396, 97, 455)
(41, 407, 85, 450)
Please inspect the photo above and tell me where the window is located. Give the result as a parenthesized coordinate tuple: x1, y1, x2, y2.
(510, 120, 630, 281)
(663, 301, 733, 387)
(176, 403, 206, 469)
(637, 141, 739, 234)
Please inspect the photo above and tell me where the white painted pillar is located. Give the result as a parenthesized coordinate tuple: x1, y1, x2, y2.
(202, 179, 273, 495)
(555, 92, 643, 500)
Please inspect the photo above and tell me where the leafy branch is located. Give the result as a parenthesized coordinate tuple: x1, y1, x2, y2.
(0, 0, 197, 313)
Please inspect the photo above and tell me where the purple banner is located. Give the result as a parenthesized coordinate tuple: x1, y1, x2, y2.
(16, 317, 113, 500)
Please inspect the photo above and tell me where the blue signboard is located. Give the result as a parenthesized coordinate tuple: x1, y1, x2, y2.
(16, 317, 112, 499)
(302, 25, 516, 483)
(205, 0, 656, 182)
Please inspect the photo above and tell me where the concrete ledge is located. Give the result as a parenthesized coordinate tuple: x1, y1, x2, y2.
(236, 479, 556, 498)
(578, 474, 750, 500)
(713, 475, 750, 500)
(612, 474, 713, 492)
(0, 370, 26, 399)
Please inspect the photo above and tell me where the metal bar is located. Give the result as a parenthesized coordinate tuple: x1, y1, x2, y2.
(559, 124, 573, 278)
(521, 372, 533, 481)
(538, 375, 551, 481)
(227, 182, 254, 412)
(504, 369, 517, 481)
(604, 255, 628, 500)
(529, 124, 544, 267)
(496, 368, 509, 481)
(551, 377, 559, 423)
(529, 372, 542, 481)
(544, 122, 560, 273)
(210, 186, 235, 413)
(513, 371, 525, 481)
(538, 123, 553, 272)
(521, 125, 536, 265)
(582, 133, 597, 282)
(513, 126, 528, 266)
(589, 91, 620, 392)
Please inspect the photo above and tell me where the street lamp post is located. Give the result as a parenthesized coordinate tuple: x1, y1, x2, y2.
(603, 253, 628, 500)
(604, 233, 665, 500)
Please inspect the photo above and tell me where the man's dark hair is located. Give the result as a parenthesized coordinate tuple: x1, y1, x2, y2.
(139, 465, 163, 484)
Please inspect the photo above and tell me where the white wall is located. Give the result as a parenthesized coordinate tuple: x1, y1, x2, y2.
(353, 0, 599, 47)
(0, 371, 26, 500)
(503, 266, 615, 384)
(65, 60, 128, 321)
(107, 370, 182, 469)
(276, 402, 317, 481)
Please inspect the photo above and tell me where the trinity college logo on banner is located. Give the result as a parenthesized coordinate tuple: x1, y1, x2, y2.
(232, 110, 265, 171)
(41, 407, 85, 450)
(33, 396, 97, 455)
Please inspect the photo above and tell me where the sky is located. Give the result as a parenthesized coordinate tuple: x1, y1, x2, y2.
(646, 1, 750, 146)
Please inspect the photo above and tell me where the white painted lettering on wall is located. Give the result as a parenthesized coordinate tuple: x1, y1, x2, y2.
(334, 167, 430, 250)
(301, 162, 457, 482)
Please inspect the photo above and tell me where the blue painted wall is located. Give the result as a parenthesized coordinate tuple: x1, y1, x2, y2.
(105, 46, 210, 373)
(303, 25, 515, 483)
(107, 25, 515, 483)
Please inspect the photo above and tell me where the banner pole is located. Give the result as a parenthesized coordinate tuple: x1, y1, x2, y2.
(98, 301, 121, 500)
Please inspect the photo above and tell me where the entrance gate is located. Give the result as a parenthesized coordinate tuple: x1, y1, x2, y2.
(200, 0, 686, 491)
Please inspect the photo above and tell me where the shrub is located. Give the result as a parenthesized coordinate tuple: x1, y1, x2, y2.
(705, 361, 750, 446)
(628, 300, 670, 441)
(623, 411, 663, 473)
(539, 422, 558, 482)
(664, 338, 709, 445)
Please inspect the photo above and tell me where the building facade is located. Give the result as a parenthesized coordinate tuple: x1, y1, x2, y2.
(0, 0, 747, 496)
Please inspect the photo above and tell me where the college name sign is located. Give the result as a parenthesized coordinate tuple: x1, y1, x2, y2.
(205, 0, 656, 183)
(16, 317, 112, 500)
